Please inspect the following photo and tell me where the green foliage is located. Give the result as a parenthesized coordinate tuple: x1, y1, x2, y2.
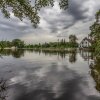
(0, 41, 12, 48)
(90, 10, 100, 40)
(23, 35, 78, 49)
(90, 10, 100, 57)
(90, 58, 100, 92)
(0, 0, 68, 27)
(90, 22, 100, 40)
(69, 35, 77, 43)
(0, 37, 78, 49)
(89, 10, 100, 92)
(12, 39, 24, 48)
(26, 38, 78, 49)
(0, 39, 24, 48)
(95, 40, 100, 56)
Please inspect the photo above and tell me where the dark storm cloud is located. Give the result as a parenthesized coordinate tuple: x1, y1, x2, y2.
(39, 7, 75, 33)
(67, 0, 88, 20)
(0, 19, 31, 32)
(0, 14, 34, 40)
(41, 0, 98, 33)
(38, 0, 87, 33)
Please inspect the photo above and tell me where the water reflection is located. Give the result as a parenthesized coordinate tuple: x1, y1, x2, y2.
(90, 58, 100, 92)
(79, 50, 100, 92)
(8, 63, 100, 100)
(0, 49, 24, 58)
(79, 50, 94, 61)
(69, 52, 77, 63)
(0, 49, 77, 63)
(0, 79, 8, 100)
(0, 49, 100, 100)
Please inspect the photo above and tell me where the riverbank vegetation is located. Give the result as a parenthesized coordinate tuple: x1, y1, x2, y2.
(0, 39, 24, 49)
(90, 57, 100, 92)
(0, 79, 7, 100)
(0, 35, 78, 50)
(89, 10, 100, 92)
(90, 10, 100, 58)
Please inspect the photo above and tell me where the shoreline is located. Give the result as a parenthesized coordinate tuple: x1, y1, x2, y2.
(0, 47, 94, 52)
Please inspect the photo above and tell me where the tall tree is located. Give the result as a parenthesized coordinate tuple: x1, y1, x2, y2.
(90, 10, 100, 57)
(90, 10, 100, 40)
(69, 35, 77, 43)
(12, 39, 24, 48)
(0, 0, 68, 27)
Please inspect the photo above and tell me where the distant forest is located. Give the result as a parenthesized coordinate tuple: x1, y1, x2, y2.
(0, 35, 78, 49)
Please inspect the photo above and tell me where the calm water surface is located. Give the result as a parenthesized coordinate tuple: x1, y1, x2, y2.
(0, 49, 100, 100)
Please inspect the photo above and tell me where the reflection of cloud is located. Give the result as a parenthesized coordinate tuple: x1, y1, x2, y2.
(8, 62, 100, 100)
(10, 71, 27, 85)
(0, 50, 100, 100)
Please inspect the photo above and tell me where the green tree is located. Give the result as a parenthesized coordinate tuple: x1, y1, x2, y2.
(12, 39, 24, 48)
(90, 10, 100, 57)
(95, 40, 100, 56)
(90, 57, 100, 92)
(90, 10, 100, 40)
(69, 35, 77, 43)
(69, 35, 78, 48)
(0, 0, 68, 27)
(89, 11, 100, 92)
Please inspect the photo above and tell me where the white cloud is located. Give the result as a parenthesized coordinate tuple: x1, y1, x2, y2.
(0, 0, 100, 43)
(82, 0, 96, 17)
(21, 33, 57, 44)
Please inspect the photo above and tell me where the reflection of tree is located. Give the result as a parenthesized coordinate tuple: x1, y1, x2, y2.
(0, 79, 7, 100)
(69, 52, 77, 63)
(79, 50, 94, 61)
(12, 39, 24, 48)
(90, 58, 100, 92)
(12, 49, 24, 58)
(42, 50, 66, 59)
(0, 49, 12, 56)
(0, 49, 24, 58)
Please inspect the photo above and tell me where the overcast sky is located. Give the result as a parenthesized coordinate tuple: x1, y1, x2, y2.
(0, 0, 100, 43)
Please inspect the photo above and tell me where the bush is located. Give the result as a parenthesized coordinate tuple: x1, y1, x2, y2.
(95, 40, 100, 57)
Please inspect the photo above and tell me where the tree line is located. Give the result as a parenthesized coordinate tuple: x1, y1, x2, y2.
(89, 10, 100, 57)
(0, 39, 24, 48)
(26, 35, 78, 49)
(0, 35, 78, 49)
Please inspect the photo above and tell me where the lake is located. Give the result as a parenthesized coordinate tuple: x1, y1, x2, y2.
(0, 49, 100, 100)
